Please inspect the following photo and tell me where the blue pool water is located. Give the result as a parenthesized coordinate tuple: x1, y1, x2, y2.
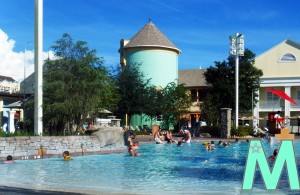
(1, 140, 300, 194)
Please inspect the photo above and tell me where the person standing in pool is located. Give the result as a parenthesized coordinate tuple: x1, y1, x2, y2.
(180, 129, 191, 143)
(128, 143, 141, 156)
(154, 128, 164, 144)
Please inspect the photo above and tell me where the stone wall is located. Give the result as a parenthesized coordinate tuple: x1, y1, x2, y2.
(0, 127, 125, 159)
(220, 108, 232, 138)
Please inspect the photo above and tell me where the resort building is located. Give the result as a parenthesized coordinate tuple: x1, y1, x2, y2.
(0, 75, 22, 131)
(178, 69, 207, 127)
(0, 75, 19, 94)
(253, 39, 300, 133)
(119, 20, 181, 127)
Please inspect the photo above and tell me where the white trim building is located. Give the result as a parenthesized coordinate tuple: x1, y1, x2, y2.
(254, 39, 300, 132)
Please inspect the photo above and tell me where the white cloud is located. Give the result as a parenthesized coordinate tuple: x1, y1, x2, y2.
(0, 29, 54, 82)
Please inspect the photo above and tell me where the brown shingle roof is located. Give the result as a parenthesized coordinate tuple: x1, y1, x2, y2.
(178, 69, 207, 87)
(124, 21, 181, 54)
(0, 75, 16, 82)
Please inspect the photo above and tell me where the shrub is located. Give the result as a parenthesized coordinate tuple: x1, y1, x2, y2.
(0, 129, 35, 137)
(231, 126, 253, 137)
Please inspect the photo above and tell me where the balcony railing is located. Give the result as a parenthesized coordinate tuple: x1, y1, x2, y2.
(259, 100, 284, 108)
(291, 100, 300, 107)
(259, 99, 300, 109)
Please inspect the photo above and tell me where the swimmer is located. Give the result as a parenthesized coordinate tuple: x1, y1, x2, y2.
(269, 149, 278, 160)
(63, 151, 72, 160)
(128, 144, 141, 156)
(177, 140, 183, 146)
(132, 141, 139, 150)
(4, 155, 13, 164)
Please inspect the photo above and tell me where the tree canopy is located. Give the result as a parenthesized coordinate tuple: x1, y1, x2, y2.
(43, 33, 118, 134)
(203, 49, 263, 125)
(160, 82, 192, 129)
(115, 64, 192, 129)
(115, 63, 152, 118)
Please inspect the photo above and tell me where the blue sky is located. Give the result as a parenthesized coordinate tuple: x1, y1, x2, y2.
(1, 0, 300, 81)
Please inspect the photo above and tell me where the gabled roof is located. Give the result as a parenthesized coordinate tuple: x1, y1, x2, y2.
(0, 75, 16, 82)
(124, 21, 181, 54)
(256, 39, 300, 59)
(178, 69, 207, 87)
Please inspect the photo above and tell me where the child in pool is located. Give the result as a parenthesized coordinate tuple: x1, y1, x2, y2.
(63, 151, 72, 160)
(128, 144, 141, 156)
(4, 155, 13, 164)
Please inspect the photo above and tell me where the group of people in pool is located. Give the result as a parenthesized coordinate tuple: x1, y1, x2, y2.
(154, 127, 192, 145)
(2, 145, 279, 162)
(3, 151, 72, 163)
(202, 140, 233, 150)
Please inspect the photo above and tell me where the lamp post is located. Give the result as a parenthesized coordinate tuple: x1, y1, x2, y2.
(34, 0, 43, 135)
(230, 33, 244, 128)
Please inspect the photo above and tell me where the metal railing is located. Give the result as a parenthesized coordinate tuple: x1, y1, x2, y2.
(259, 100, 284, 108)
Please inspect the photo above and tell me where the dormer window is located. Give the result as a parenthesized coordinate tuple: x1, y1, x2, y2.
(280, 53, 296, 62)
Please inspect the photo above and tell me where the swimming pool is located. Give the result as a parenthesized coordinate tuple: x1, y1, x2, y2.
(1, 140, 300, 194)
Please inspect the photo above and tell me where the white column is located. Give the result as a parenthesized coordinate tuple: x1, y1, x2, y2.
(8, 110, 15, 133)
(34, 0, 43, 135)
(253, 89, 260, 127)
(285, 86, 291, 128)
(235, 54, 239, 128)
(0, 100, 3, 127)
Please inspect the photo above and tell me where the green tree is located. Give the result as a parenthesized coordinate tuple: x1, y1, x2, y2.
(115, 65, 191, 129)
(142, 85, 166, 126)
(115, 63, 152, 124)
(200, 91, 219, 126)
(203, 49, 263, 125)
(43, 33, 118, 134)
(160, 82, 192, 129)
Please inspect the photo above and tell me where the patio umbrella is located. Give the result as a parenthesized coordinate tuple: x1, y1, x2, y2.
(266, 88, 298, 105)
(98, 109, 112, 114)
(3, 101, 23, 108)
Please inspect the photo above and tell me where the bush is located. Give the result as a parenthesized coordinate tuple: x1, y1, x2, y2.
(231, 126, 253, 137)
(0, 130, 29, 137)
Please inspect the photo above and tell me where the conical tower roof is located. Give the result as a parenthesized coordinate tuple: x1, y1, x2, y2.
(124, 21, 181, 54)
